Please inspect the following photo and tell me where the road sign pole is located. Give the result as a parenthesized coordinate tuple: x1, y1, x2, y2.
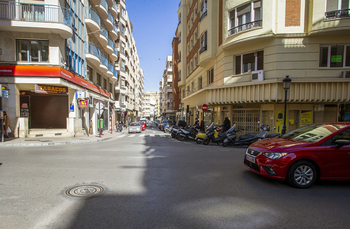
(99, 102, 101, 138)
(0, 84, 3, 143)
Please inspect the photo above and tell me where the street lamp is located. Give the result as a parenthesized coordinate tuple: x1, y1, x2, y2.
(282, 75, 292, 135)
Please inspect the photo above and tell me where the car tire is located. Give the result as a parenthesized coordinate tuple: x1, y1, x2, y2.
(287, 160, 317, 189)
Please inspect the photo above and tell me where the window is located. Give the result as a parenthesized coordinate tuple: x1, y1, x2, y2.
(121, 60, 126, 71)
(208, 68, 214, 84)
(228, 1, 262, 36)
(187, 86, 190, 96)
(182, 88, 185, 98)
(326, 0, 350, 19)
(187, 65, 190, 75)
(109, 83, 112, 92)
(319, 45, 350, 68)
(194, 55, 198, 66)
(178, 32, 181, 43)
(97, 73, 101, 86)
(17, 40, 49, 62)
(178, 51, 181, 63)
(103, 78, 107, 89)
(191, 81, 195, 92)
(198, 76, 202, 90)
(235, 50, 264, 74)
(200, 0, 207, 20)
(87, 66, 93, 81)
(190, 60, 194, 71)
(194, 30, 198, 41)
(178, 13, 181, 24)
(178, 70, 182, 81)
(200, 31, 207, 53)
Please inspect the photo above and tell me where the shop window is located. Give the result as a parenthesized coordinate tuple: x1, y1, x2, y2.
(319, 45, 350, 68)
(235, 50, 264, 74)
(17, 39, 49, 62)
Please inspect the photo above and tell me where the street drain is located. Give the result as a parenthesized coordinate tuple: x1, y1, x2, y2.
(65, 185, 104, 198)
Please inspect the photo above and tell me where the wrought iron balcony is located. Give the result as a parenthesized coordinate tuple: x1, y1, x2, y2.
(325, 9, 350, 19)
(228, 20, 262, 36)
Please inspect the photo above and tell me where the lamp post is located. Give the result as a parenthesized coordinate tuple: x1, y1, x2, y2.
(282, 75, 292, 135)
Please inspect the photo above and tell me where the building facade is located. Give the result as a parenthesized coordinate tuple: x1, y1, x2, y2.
(142, 91, 158, 121)
(0, 0, 143, 137)
(173, 0, 350, 135)
(160, 55, 176, 122)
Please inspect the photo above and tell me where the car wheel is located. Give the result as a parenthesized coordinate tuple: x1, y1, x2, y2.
(287, 160, 317, 188)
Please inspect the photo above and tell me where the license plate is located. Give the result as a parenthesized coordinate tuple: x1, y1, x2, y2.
(246, 154, 255, 164)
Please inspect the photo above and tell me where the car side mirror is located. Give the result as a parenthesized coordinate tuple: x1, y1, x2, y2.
(334, 139, 350, 148)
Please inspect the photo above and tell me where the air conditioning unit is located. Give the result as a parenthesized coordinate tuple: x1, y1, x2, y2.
(76, 90, 86, 99)
(342, 71, 350, 78)
(251, 70, 264, 81)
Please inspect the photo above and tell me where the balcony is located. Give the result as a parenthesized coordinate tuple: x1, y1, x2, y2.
(100, 54, 108, 72)
(96, 25, 108, 46)
(103, 12, 113, 31)
(109, 1, 118, 19)
(86, 42, 101, 67)
(325, 9, 350, 19)
(107, 62, 114, 77)
(95, 0, 108, 20)
(228, 20, 262, 36)
(110, 23, 119, 40)
(0, 1, 73, 39)
(86, 8, 101, 33)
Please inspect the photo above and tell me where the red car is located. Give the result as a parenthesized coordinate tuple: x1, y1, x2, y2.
(137, 121, 146, 131)
(244, 123, 350, 188)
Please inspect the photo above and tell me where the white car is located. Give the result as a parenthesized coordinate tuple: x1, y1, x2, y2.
(128, 122, 142, 133)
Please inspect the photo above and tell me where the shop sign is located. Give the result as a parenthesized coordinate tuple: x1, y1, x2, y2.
(35, 84, 68, 95)
(300, 111, 313, 127)
(79, 100, 89, 108)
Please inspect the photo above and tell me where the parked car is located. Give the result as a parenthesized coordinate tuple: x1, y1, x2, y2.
(137, 121, 146, 131)
(140, 119, 147, 127)
(128, 122, 142, 133)
(244, 123, 350, 188)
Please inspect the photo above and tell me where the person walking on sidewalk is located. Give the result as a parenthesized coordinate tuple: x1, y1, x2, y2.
(118, 121, 123, 132)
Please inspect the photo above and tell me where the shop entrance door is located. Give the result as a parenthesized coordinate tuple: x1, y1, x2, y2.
(233, 110, 260, 135)
(289, 110, 300, 132)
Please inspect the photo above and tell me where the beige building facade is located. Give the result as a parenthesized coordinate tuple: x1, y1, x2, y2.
(174, 0, 350, 134)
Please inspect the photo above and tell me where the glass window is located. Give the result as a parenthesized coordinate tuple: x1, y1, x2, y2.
(319, 45, 350, 68)
(198, 76, 202, 90)
(97, 73, 101, 86)
(17, 40, 49, 62)
(208, 68, 214, 84)
(87, 65, 93, 81)
(235, 51, 263, 74)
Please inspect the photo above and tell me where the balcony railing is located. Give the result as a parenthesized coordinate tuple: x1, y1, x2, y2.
(101, 54, 108, 67)
(107, 12, 113, 22)
(101, 25, 108, 38)
(0, 1, 72, 27)
(112, 1, 118, 12)
(108, 38, 114, 47)
(325, 9, 350, 19)
(114, 69, 118, 77)
(113, 23, 119, 33)
(228, 20, 262, 36)
(87, 42, 101, 59)
(86, 7, 100, 26)
(108, 62, 114, 72)
(100, 0, 108, 11)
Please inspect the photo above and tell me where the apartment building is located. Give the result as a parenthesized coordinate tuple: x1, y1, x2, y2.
(160, 55, 176, 122)
(173, 0, 350, 135)
(0, 0, 143, 137)
(142, 91, 158, 121)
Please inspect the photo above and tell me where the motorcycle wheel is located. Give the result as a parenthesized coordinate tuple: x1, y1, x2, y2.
(178, 135, 185, 141)
(203, 139, 210, 145)
(223, 142, 228, 147)
(196, 139, 202, 144)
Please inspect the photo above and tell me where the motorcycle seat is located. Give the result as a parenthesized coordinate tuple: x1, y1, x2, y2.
(239, 134, 256, 140)
(218, 132, 226, 137)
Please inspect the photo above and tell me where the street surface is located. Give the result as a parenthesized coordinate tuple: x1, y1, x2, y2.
(1, 122, 350, 229)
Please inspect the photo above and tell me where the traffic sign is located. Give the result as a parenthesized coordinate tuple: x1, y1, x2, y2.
(95, 102, 104, 111)
(202, 104, 208, 112)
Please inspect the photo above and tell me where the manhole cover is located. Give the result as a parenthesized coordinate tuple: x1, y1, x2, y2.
(65, 185, 104, 198)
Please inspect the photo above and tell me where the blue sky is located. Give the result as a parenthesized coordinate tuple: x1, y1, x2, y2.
(126, 0, 179, 92)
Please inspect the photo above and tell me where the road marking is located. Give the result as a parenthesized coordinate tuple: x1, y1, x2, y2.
(160, 135, 166, 137)
(140, 134, 145, 137)
(153, 131, 156, 134)
(129, 134, 136, 137)
(150, 134, 155, 137)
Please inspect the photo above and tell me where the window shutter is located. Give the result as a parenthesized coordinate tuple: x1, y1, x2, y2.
(237, 3, 251, 16)
(254, 0, 261, 9)
(229, 10, 235, 19)
(327, 0, 338, 11)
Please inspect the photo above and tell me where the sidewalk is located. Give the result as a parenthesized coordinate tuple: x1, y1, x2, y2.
(0, 130, 125, 147)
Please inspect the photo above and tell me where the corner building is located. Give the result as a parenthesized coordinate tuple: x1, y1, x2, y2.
(174, 0, 350, 134)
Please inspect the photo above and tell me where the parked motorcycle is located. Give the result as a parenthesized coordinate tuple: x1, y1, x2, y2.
(202, 123, 227, 145)
(222, 124, 279, 147)
(178, 125, 200, 141)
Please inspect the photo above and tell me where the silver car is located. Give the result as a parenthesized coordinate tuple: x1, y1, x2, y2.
(128, 122, 142, 133)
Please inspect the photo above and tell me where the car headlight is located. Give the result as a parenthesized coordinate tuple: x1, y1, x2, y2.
(262, 152, 288, 159)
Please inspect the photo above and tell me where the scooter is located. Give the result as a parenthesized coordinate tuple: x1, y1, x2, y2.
(202, 123, 227, 145)
(178, 125, 199, 141)
(195, 131, 207, 144)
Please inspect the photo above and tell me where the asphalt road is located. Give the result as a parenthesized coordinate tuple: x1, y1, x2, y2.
(1, 122, 350, 229)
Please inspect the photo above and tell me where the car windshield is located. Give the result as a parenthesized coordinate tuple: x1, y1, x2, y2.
(130, 123, 140, 126)
(282, 124, 347, 143)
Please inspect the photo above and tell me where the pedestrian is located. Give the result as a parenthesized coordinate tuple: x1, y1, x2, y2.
(223, 117, 231, 132)
(3, 111, 10, 138)
(118, 121, 123, 132)
(89, 118, 93, 135)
